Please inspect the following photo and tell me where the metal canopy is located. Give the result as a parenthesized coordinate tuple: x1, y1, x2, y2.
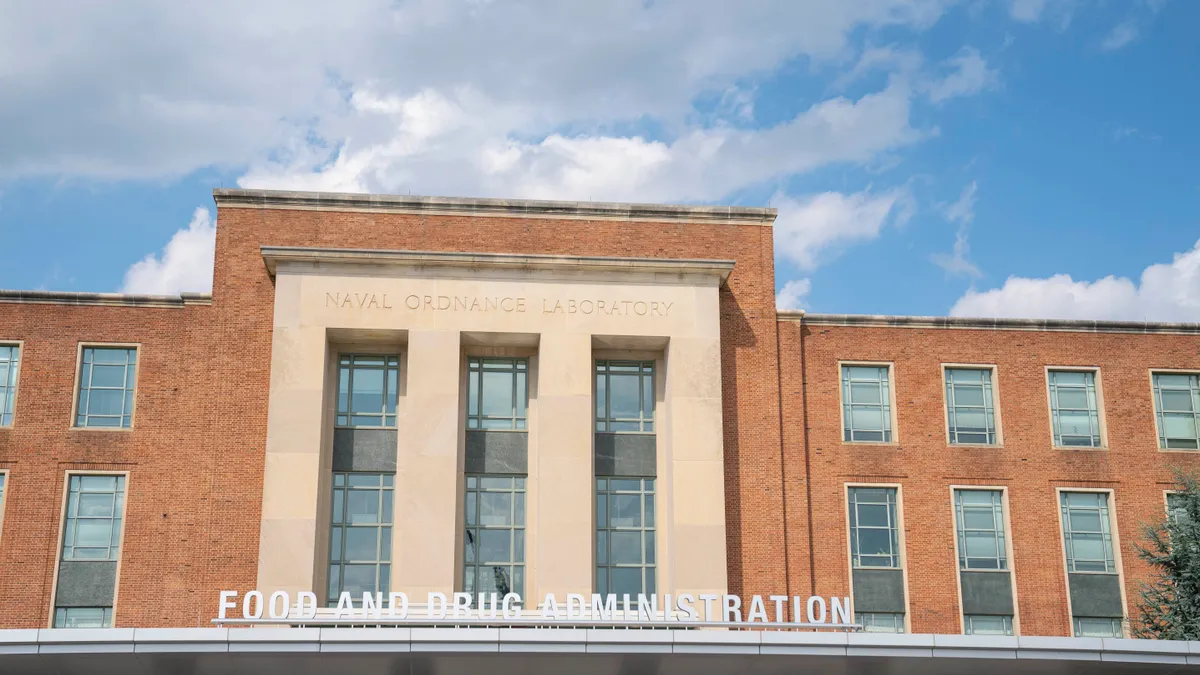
(2, 627, 1200, 675)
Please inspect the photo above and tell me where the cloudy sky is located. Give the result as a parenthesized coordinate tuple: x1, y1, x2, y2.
(1, 0, 1197, 320)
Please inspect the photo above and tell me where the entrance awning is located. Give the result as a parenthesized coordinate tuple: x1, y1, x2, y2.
(1, 627, 1197, 674)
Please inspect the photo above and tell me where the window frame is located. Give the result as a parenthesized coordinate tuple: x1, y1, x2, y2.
(857, 611, 906, 633)
(949, 485, 1020, 636)
(594, 359, 656, 434)
(335, 353, 401, 429)
(0, 470, 9, 547)
(466, 356, 529, 431)
(844, 482, 910, 634)
(48, 470, 130, 629)
(326, 471, 394, 607)
(941, 364, 1002, 447)
(1044, 366, 1107, 450)
(952, 488, 1009, 571)
(963, 614, 1014, 636)
(1149, 369, 1200, 452)
(838, 361, 899, 445)
(463, 474, 526, 601)
(0, 340, 23, 428)
(1055, 487, 1128, 638)
(595, 476, 657, 598)
(69, 343, 141, 431)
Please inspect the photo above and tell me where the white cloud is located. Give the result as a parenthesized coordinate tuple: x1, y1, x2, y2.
(1101, 20, 1140, 50)
(940, 180, 977, 226)
(0, 0, 957, 180)
(1009, 0, 1048, 22)
(924, 48, 999, 103)
(773, 188, 910, 271)
(120, 208, 216, 295)
(241, 79, 925, 203)
(950, 239, 1200, 321)
(931, 181, 982, 277)
(776, 279, 812, 311)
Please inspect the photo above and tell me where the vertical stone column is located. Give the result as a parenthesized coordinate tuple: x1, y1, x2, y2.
(257, 273, 329, 596)
(664, 300, 727, 609)
(531, 333, 594, 600)
(393, 329, 462, 598)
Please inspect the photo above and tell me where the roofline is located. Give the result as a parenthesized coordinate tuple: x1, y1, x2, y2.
(780, 311, 1200, 335)
(0, 290, 211, 308)
(261, 246, 736, 284)
(214, 188, 777, 226)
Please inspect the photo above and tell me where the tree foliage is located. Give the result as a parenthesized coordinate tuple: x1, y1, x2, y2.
(1135, 471, 1200, 640)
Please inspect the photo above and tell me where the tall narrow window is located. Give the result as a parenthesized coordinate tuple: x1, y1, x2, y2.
(62, 475, 125, 561)
(596, 477, 655, 596)
(1060, 492, 1115, 573)
(848, 487, 900, 568)
(54, 474, 126, 628)
(1153, 373, 1200, 450)
(464, 475, 525, 599)
(0, 473, 6, 531)
(467, 358, 527, 430)
(0, 344, 19, 426)
(75, 347, 137, 428)
(1048, 370, 1102, 448)
(336, 355, 399, 427)
(954, 490, 1007, 570)
(595, 361, 654, 432)
(327, 473, 393, 605)
(842, 365, 892, 442)
(945, 368, 997, 445)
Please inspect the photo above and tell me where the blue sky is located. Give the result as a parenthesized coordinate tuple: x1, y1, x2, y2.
(1, 0, 1197, 320)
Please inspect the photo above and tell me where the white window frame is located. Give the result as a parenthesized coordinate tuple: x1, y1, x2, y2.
(48, 470, 131, 628)
(0, 340, 23, 428)
(838, 361, 899, 445)
(949, 485, 1020, 636)
(1054, 487, 1128, 638)
(941, 364, 1002, 447)
(844, 482, 910, 633)
(69, 343, 141, 431)
(1149, 369, 1200, 451)
(1044, 366, 1107, 449)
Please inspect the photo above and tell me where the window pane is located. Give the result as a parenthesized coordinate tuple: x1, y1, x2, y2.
(610, 494, 642, 528)
(595, 476, 654, 596)
(327, 472, 393, 604)
(610, 567, 643, 596)
(343, 528, 379, 561)
(479, 492, 513, 527)
(857, 529, 893, 558)
(856, 504, 890, 528)
(478, 529, 512, 562)
(609, 531, 642, 564)
(481, 371, 514, 417)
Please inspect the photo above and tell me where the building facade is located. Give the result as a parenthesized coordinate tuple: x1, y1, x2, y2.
(0, 188, 1198, 647)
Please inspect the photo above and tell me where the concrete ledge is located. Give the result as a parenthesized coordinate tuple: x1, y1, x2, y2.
(786, 312, 1200, 335)
(215, 188, 777, 226)
(0, 289, 212, 308)
(2, 628, 1198, 674)
(260, 246, 737, 284)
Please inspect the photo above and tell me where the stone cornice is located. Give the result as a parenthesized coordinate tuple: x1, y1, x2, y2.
(0, 290, 212, 308)
(261, 246, 736, 284)
(216, 189, 777, 226)
(781, 311, 1200, 335)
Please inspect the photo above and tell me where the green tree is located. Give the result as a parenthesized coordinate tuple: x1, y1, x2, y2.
(1135, 471, 1200, 639)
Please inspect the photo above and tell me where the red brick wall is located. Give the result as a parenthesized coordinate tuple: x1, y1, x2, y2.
(5, 198, 1196, 634)
(781, 320, 1200, 636)
(0, 202, 784, 627)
